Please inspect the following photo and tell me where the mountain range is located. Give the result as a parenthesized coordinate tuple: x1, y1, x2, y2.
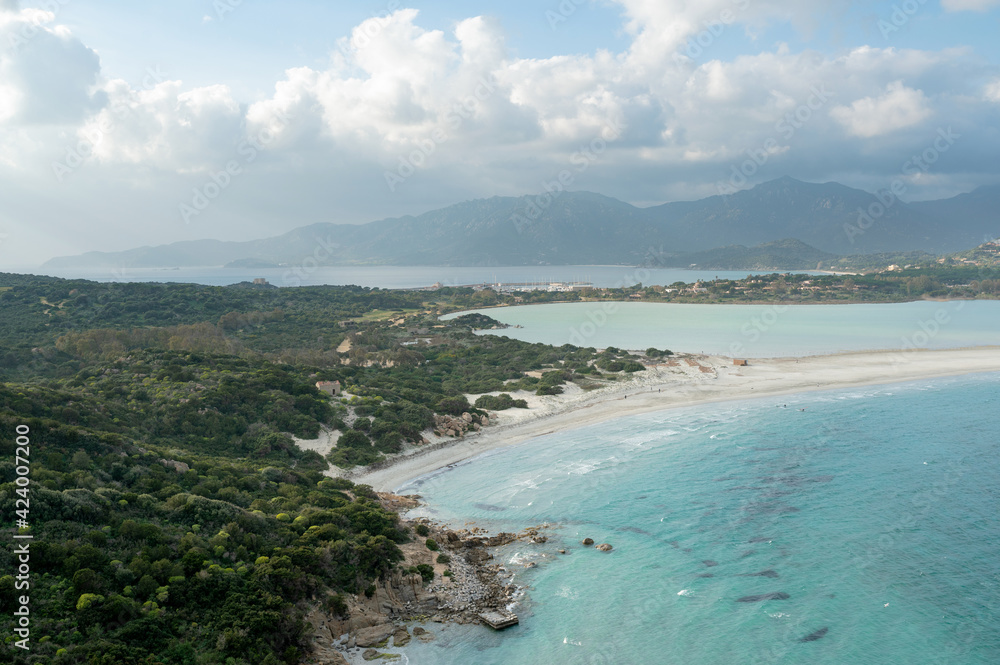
(42, 177, 1000, 270)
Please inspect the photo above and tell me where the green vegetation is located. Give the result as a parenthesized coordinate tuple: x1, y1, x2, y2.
(0, 414, 405, 665)
(473, 393, 528, 410)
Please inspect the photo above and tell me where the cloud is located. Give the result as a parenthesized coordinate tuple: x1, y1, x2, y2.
(0, 6, 103, 124)
(940, 0, 1000, 11)
(830, 81, 933, 138)
(0, 5, 999, 265)
(81, 80, 243, 170)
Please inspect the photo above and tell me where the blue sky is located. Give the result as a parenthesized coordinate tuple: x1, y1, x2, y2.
(1, 0, 999, 264)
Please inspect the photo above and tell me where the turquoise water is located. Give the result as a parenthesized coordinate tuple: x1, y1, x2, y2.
(32, 265, 798, 289)
(448, 301, 1000, 356)
(393, 374, 1000, 664)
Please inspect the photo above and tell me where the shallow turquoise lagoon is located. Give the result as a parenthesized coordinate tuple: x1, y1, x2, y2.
(449, 301, 1000, 357)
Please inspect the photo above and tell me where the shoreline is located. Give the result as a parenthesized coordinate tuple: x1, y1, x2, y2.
(350, 346, 1000, 492)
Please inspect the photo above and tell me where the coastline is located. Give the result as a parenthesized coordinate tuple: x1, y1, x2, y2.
(350, 346, 1000, 492)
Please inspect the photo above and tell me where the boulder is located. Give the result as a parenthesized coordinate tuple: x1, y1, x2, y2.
(393, 627, 411, 647)
(362, 648, 380, 661)
(328, 653, 350, 665)
(582, 538, 594, 546)
(596, 543, 613, 552)
(412, 627, 427, 635)
(462, 412, 473, 422)
(354, 624, 394, 648)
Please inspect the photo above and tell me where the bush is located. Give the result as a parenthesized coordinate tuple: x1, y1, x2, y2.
(435, 396, 470, 416)
(414, 564, 434, 583)
(474, 393, 528, 410)
(374, 431, 403, 454)
(337, 430, 371, 449)
(425, 538, 439, 551)
(414, 524, 429, 537)
(327, 593, 349, 619)
(436, 554, 451, 564)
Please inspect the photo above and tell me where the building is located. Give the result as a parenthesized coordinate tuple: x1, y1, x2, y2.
(252, 278, 269, 285)
(315, 380, 341, 396)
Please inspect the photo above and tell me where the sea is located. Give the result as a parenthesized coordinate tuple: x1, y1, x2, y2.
(393, 372, 1000, 664)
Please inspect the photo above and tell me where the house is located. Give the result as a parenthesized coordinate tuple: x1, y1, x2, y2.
(733, 359, 749, 366)
(253, 278, 269, 285)
(315, 380, 341, 396)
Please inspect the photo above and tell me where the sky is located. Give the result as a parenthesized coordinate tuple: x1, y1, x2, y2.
(0, 0, 999, 265)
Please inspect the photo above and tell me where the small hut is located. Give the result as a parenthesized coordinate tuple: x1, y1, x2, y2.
(315, 380, 341, 396)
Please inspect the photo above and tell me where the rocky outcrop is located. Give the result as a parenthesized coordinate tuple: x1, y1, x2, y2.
(305, 501, 549, 662)
(596, 543, 613, 552)
(354, 624, 395, 648)
(413, 626, 435, 642)
(392, 627, 411, 647)
(432, 412, 492, 438)
(582, 538, 594, 546)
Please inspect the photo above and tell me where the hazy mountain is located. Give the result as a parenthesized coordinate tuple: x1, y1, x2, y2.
(42, 178, 998, 270)
(644, 176, 946, 255)
(908, 185, 1000, 247)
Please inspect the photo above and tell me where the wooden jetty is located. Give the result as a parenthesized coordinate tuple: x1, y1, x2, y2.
(479, 611, 519, 630)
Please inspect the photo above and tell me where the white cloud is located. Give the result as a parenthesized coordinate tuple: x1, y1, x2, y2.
(940, 0, 1000, 11)
(986, 79, 1000, 102)
(0, 6, 102, 124)
(81, 80, 243, 170)
(830, 80, 933, 138)
(0, 5, 999, 264)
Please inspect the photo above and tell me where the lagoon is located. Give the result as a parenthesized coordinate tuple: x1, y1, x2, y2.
(447, 301, 1000, 357)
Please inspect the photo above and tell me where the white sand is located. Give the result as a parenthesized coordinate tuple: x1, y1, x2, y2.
(348, 347, 1000, 492)
(292, 427, 340, 457)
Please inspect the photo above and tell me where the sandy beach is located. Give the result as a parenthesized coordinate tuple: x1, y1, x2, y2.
(348, 347, 1000, 492)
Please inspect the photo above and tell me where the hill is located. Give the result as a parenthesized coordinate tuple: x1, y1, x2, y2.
(42, 178, 1000, 270)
